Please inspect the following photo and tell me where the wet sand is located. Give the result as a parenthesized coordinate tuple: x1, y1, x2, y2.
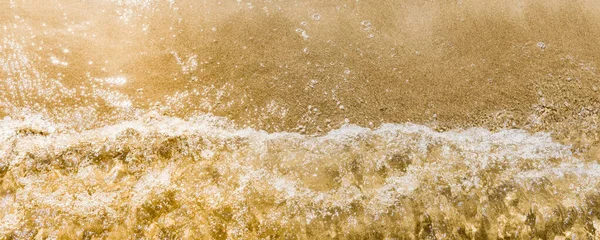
(2, 0, 600, 239)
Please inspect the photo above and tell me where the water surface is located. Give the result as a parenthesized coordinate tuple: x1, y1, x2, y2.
(2, 0, 600, 239)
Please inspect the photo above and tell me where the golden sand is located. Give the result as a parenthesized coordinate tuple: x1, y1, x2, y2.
(2, 0, 600, 239)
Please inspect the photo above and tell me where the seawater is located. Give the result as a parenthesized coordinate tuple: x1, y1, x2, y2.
(2, 0, 600, 239)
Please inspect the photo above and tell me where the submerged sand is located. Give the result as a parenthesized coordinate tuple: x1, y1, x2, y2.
(2, 0, 600, 239)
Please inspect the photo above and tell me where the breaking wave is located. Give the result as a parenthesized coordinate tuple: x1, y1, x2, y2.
(2, 113, 600, 239)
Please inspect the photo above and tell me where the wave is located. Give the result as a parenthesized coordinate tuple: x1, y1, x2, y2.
(1, 113, 599, 239)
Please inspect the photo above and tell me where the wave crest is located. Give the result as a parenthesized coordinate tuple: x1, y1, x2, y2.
(1, 114, 599, 238)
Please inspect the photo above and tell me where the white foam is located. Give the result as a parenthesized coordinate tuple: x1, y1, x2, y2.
(1, 112, 595, 224)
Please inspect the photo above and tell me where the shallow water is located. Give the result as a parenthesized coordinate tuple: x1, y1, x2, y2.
(2, 0, 600, 239)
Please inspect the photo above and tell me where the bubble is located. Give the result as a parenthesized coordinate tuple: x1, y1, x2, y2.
(295, 28, 309, 40)
(311, 13, 321, 21)
(537, 42, 546, 50)
(361, 20, 372, 30)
